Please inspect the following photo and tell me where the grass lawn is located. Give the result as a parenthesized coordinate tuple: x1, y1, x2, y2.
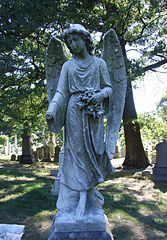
(0, 156, 167, 240)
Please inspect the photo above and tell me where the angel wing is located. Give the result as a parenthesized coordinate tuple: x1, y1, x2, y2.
(101, 28, 127, 160)
(46, 36, 69, 104)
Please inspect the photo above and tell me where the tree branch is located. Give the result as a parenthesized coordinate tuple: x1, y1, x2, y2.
(143, 59, 167, 72)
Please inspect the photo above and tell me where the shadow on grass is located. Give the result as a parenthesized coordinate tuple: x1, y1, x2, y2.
(1, 160, 167, 240)
(153, 182, 167, 193)
(0, 161, 57, 229)
(99, 181, 167, 240)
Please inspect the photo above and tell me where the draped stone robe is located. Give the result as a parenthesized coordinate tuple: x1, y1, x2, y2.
(46, 56, 113, 193)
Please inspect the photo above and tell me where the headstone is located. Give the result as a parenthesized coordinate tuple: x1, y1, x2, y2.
(42, 145, 52, 162)
(11, 154, 16, 161)
(19, 133, 33, 164)
(113, 145, 119, 158)
(33, 151, 39, 162)
(36, 147, 43, 160)
(4, 139, 8, 155)
(14, 134, 17, 151)
(0, 224, 25, 240)
(152, 140, 167, 181)
(151, 153, 156, 164)
(50, 169, 59, 176)
(54, 145, 61, 162)
(8, 142, 11, 155)
(120, 148, 125, 157)
(48, 131, 55, 158)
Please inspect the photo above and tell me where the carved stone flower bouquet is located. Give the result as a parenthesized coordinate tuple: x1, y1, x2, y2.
(77, 88, 105, 119)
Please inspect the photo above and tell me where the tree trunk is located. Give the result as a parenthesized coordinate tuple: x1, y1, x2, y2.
(122, 80, 149, 168)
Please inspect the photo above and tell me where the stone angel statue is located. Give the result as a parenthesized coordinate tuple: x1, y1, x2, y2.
(46, 24, 127, 226)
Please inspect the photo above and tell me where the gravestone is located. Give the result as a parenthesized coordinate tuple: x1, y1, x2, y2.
(3, 139, 8, 155)
(36, 147, 43, 160)
(0, 224, 25, 240)
(48, 131, 55, 158)
(151, 153, 156, 164)
(14, 134, 17, 151)
(152, 140, 167, 181)
(8, 142, 11, 155)
(19, 133, 33, 164)
(113, 145, 119, 158)
(54, 145, 61, 162)
(11, 154, 16, 161)
(33, 150, 39, 162)
(42, 145, 52, 162)
(120, 148, 125, 157)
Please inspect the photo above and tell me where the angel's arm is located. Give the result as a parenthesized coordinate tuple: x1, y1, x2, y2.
(90, 60, 112, 105)
(46, 62, 69, 133)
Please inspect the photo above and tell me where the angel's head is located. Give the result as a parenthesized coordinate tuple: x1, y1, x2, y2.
(62, 24, 94, 55)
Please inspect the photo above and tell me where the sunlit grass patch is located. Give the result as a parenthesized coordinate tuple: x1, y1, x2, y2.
(0, 157, 167, 240)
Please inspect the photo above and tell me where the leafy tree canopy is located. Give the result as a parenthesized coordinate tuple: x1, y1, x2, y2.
(0, 0, 167, 136)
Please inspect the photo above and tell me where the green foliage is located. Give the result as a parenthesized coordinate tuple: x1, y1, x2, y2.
(138, 112, 167, 146)
(157, 90, 167, 123)
(0, 0, 167, 142)
(0, 135, 9, 145)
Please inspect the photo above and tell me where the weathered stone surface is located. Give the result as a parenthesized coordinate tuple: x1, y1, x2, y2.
(46, 24, 126, 239)
(19, 134, 33, 164)
(152, 140, 167, 181)
(0, 224, 25, 240)
(50, 169, 59, 176)
(11, 154, 16, 161)
(48, 231, 113, 240)
(50, 178, 60, 196)
(48, 214, 114, 240)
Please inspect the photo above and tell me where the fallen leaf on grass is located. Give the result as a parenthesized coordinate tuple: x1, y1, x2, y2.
(144, 224, 150, 228)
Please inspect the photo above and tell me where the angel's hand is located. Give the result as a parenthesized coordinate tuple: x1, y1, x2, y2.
(46, 112, 53, 120)
(89, 92, 105, 105)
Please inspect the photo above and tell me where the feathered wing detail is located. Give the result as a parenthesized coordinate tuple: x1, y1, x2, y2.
(46, 36, 69, 104)
(101, 29, 127, 160)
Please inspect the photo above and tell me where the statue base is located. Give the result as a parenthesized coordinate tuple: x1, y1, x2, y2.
(48, 231, 113, 240)
(48, 213, 114, 240)
(19, 155, 33, 164)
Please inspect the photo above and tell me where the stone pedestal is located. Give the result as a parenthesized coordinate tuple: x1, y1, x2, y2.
(19, 134, 33, 164)
(48, 213, 114, 240)
(50, 150, 64, 196)
(152, 140, 167, 181)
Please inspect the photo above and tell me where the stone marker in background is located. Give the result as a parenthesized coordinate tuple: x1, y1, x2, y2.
(0, 224, 25, 240)
(152, 139, 167, 181)
(36, 147, 43, 160)
(3, 139, 8, 155)
(48, 131, 55, 158)
(54, 145, 61, 162)
(11, 154, 16, 161)
(33, 150, 39, 162)
(19, 133, 33, 164)
(42, 145, 52, 162)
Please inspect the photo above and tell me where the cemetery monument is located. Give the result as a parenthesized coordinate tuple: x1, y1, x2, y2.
(46, 24, 127, 239)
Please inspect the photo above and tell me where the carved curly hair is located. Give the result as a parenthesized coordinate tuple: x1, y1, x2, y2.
(62, 24, 94, 55)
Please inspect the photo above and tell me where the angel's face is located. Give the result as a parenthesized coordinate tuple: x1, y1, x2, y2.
(67, 34, 86, 55)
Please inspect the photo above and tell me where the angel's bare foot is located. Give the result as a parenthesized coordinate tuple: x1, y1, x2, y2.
(76, 191, 87, 221)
